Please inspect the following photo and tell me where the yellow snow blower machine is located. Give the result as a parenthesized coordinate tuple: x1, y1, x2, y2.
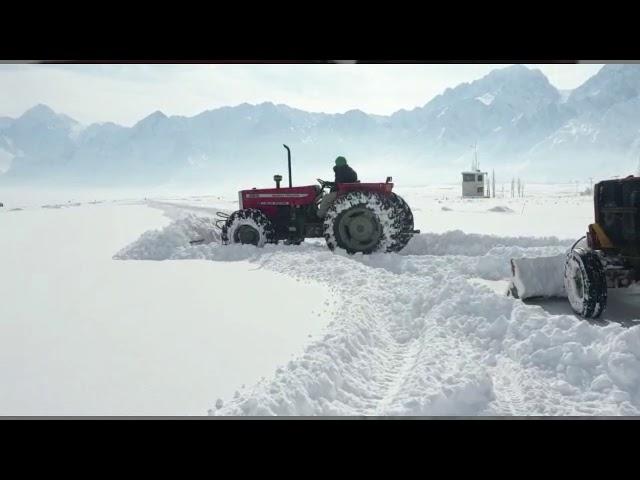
(509, 175, 640, 319)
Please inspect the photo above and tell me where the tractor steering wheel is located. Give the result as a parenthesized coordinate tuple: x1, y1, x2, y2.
(317, 178, 336, 190)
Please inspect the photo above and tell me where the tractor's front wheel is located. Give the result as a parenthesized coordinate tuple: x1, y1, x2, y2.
(221, 209, 275, 247)
(564, 247, 607, 319)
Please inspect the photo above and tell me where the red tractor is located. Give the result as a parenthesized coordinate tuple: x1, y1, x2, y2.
(218, 145, 419, 254)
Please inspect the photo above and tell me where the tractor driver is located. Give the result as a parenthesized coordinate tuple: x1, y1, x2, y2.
(317, 156, 358, 218)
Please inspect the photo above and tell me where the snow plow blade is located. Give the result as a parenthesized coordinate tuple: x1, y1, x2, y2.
(507, 254, 568, 300)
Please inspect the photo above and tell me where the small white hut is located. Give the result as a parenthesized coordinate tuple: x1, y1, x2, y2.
(461, 143, 490, 198)
(462, 170, 489, 197)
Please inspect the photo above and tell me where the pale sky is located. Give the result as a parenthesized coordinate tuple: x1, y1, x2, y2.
(0, 63, 606, 127)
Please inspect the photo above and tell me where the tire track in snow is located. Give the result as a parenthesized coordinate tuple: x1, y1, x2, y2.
(486, 356, 560, 416)
(372, 339, 421, 415)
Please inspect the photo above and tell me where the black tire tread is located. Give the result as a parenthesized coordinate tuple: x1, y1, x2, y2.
(221, 208, 275, 246)
(388, 192, 415, 252)
(323, 191, 389, 254)
(324, 191, 415, 254)
(564, 247, 607, 319)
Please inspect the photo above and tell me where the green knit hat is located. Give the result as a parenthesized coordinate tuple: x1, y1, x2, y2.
(335, 156, 347, 167)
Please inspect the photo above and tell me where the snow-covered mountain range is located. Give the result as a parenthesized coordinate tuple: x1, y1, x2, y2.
(1, 64, 639, 187)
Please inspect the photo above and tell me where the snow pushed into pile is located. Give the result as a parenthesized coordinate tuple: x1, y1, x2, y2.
(114, 214, 220, 261)
(402, 229, 572, 256)
(488, 206, 515, 213)
(511, 254, 568, 299)
(118, 215, 640, 416)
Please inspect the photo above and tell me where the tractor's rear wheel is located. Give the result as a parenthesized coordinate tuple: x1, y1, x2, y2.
(388, 193, 415, 252)
(334, 205, 383, 253)
(324, 191, 399, 254)
(221, 209, 275, 247)
(564, 247, 607, 319)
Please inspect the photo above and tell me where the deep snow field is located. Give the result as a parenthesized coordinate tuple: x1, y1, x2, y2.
(2, 182, 640, 416)
(0, 200, 333, 415)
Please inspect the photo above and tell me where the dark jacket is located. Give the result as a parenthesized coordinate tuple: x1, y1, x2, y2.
(334, 164, 358, 184)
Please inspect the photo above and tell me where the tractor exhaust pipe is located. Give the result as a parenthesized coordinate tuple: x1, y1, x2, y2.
(283, 144, 292, 188)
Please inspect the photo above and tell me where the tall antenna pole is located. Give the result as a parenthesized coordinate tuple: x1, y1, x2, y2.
(475, 142, 478, 171)
(469, 143, 475, 171)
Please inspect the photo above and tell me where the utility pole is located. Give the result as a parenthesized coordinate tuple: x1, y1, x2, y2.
(492, 169, 496, 198)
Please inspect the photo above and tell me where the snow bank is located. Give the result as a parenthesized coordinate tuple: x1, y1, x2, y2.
(114, 214, 220, 261)
(347, 244, 568, 283)
(207, 253, 640, 415)
(402, 230, 573, 257)
(117, 213, 640, 416)
(488, 206, 514, 213)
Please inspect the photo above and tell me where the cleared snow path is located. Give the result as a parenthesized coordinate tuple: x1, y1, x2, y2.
(115, 206, 640, 416)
